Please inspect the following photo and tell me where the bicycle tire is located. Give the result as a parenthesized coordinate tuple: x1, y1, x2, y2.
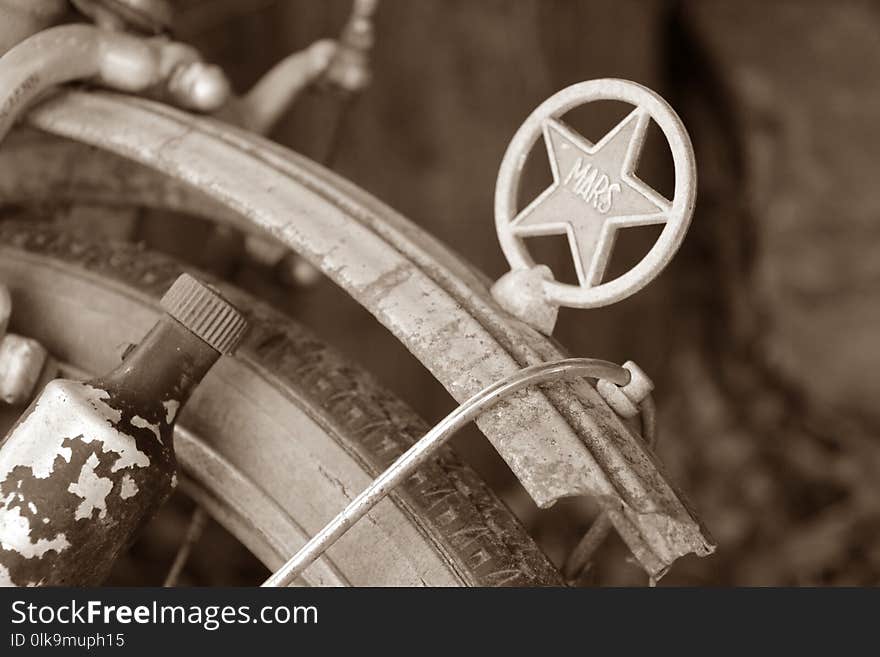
(0, 220, 563, 587)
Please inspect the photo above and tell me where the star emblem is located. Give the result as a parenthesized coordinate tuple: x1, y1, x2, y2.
(511, 109, 672, 287)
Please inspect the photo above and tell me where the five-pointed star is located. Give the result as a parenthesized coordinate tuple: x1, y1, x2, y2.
(511, 109, 672, 287)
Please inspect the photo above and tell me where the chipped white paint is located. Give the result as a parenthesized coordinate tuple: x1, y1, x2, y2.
(170, 473, 178, 489)
(162, 399, 179, 424)
(0, 499, 69, 558)
(131, 415, 162, 444)
(27, 502, 36, 515)
(67, 454, 112, 520)
(120, 474, 138, 500)
(0, 380, 150, 483)
(0, 380, 152, 563)
(0, 562, 12, 586)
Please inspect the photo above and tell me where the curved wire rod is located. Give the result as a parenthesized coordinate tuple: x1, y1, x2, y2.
(263, 357, 629, 587)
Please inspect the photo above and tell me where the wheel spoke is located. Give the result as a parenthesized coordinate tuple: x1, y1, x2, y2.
(163, 507, 208, 587)
(564, 394, 659, 584)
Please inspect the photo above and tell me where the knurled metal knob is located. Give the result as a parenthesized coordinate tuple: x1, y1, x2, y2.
(160, 273, 248, 355)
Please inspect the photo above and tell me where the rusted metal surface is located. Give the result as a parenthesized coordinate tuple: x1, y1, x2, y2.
(7, 91, 713, 576)
(58, 358, 348, 586)
(0, 279, 243, 585)
(29, 363, 350, 587)
(0, 378, 170, 585)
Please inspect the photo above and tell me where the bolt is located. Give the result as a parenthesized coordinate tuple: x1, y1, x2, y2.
(0, 334, 48, 405)
(166, 61, 231, 112)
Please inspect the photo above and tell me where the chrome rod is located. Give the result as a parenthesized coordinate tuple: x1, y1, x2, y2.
(263, 357, 629, 587)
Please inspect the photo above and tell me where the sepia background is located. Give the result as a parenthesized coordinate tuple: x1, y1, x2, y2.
(87, 0, 880, 585)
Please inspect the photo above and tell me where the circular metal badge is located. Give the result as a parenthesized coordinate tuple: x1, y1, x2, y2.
(495, 79, 696, 309)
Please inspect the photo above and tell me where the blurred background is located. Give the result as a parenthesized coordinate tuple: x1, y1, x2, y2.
(20, 0, 880, 585)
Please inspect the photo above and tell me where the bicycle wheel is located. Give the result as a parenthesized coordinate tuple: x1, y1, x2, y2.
(0, 220, 563, 586)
